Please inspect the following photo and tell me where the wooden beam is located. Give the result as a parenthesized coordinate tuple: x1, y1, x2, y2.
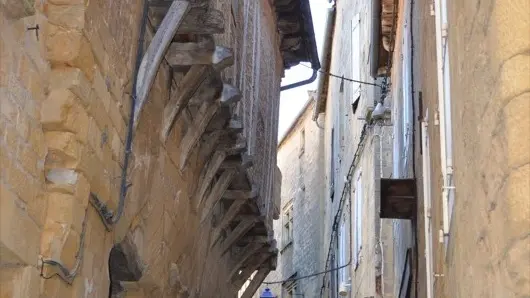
(211, 200, 246, 246)
(177, 8, 225, 34)
(220, 217, 258, 255)
(231, 244, 276, 288)
(166, 41, 233, 67)
(162, 53, 233, 141)
(151, 7, 224, 34)
(148, 0, 209, 9)
(218, 84, 241, 106)
(232, 252, 272, 289)
(200, 169, 236, 223)
(161, 65, 210, 139)
(195, 150, 227, 207)
(177, 100, 219, 169)
(197, 130, 224, 163)
(224, 137, 247, 156)
(222, 185, 258, 200)
(228, 242, 265, 280)
(227, 118, 243, 133)
(219, 154, 253, 170)
(134, 1, 191, 130)
(239, 267, 271, 298)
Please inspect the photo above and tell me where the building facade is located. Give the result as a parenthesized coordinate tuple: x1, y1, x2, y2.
(0, 0, 319, 297)
(250, 93, 326, 298)
(313, 0, 416, 296)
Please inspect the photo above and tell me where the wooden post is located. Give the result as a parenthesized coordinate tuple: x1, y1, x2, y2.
(134, 1, 190, 130)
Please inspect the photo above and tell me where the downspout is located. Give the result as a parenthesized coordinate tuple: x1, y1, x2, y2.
(280, 0, 321, 92)
(434, 0, 454, 245)
(312, 6, 336, 121)
(372, 126, 385, 296)
(421, 112, 434, 298)
(91, 0, 149, 227)
(112, 0, 150, 225)
(280, 69, 318, 91)
(370, 0, 382, 78)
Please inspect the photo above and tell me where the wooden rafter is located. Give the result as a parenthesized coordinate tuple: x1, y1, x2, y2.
(211, 200, 246, 247)
(219, 154, 253, 170)
(134, 0, 191, 130)
(161, 51, 233, 141)
(222, 185, 258, 200)
(228, 242, 265, 280)
(166, 41, 233, 67)
(239, 267, 271, 298)
(194, 150, 227, 207)
(200, 169, 236, 223)
(151, 8, 224, 34)
(231, 247, 276, 289)
(220, 216, 259, 255)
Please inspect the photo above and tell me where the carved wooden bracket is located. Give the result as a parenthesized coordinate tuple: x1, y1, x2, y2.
(134, 1, 191, 130)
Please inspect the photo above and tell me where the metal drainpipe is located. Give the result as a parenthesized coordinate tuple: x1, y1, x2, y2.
(109, 0, 150, 225)
(280, 69, 318, 91)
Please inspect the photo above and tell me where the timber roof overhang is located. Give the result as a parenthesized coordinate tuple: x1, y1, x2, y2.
(274, 0, 321, 70)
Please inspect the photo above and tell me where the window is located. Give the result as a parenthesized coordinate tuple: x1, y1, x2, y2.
(353, 172, 363, 267)
(299, 129, 305, 157)
(282, 203, 294, 248)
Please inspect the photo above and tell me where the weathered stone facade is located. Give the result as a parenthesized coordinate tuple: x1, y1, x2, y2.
(0, 0, 318, 297)
(251, 95, 326, 297)
(417, 0, 530, 297)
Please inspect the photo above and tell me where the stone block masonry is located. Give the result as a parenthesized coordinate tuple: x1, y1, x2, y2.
(1, 0, 285, 297)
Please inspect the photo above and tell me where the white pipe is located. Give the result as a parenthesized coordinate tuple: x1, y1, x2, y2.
(372, 126, 385, 296)
(421, 117, 434, 298)
(433, 0, 453, 238)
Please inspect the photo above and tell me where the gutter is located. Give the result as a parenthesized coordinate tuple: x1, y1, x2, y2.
(312, 6, 336, 121)
(280, 69, 318, 91)
(370, 0, 382, 78)
(280, 0, 321, 91)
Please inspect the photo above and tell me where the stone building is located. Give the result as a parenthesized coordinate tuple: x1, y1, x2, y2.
(0, 0, 319, 297)
(417, 0, 530, 297)
(315, 0, 530, 297)
(311, 0, 416, 296)
(249, 93, 326, 297)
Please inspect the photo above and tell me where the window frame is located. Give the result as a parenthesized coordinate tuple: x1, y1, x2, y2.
(353, 170, 363, 268)
(282, 202, 294, 248)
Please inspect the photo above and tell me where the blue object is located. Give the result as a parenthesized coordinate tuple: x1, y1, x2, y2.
(260, 288, 275, 298)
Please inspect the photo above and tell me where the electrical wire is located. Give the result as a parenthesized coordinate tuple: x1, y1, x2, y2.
(317, 1, 398, 296)
(298, 63, 383, 88)
(319, 123, 369, 297)
(263, 188, 353, 286)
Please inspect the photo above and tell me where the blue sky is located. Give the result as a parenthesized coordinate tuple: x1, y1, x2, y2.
(277, 0, 331, 138)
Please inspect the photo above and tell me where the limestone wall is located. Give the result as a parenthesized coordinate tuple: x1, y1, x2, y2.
(254, 98, 326, 297)
(0, 0, 283, 297)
